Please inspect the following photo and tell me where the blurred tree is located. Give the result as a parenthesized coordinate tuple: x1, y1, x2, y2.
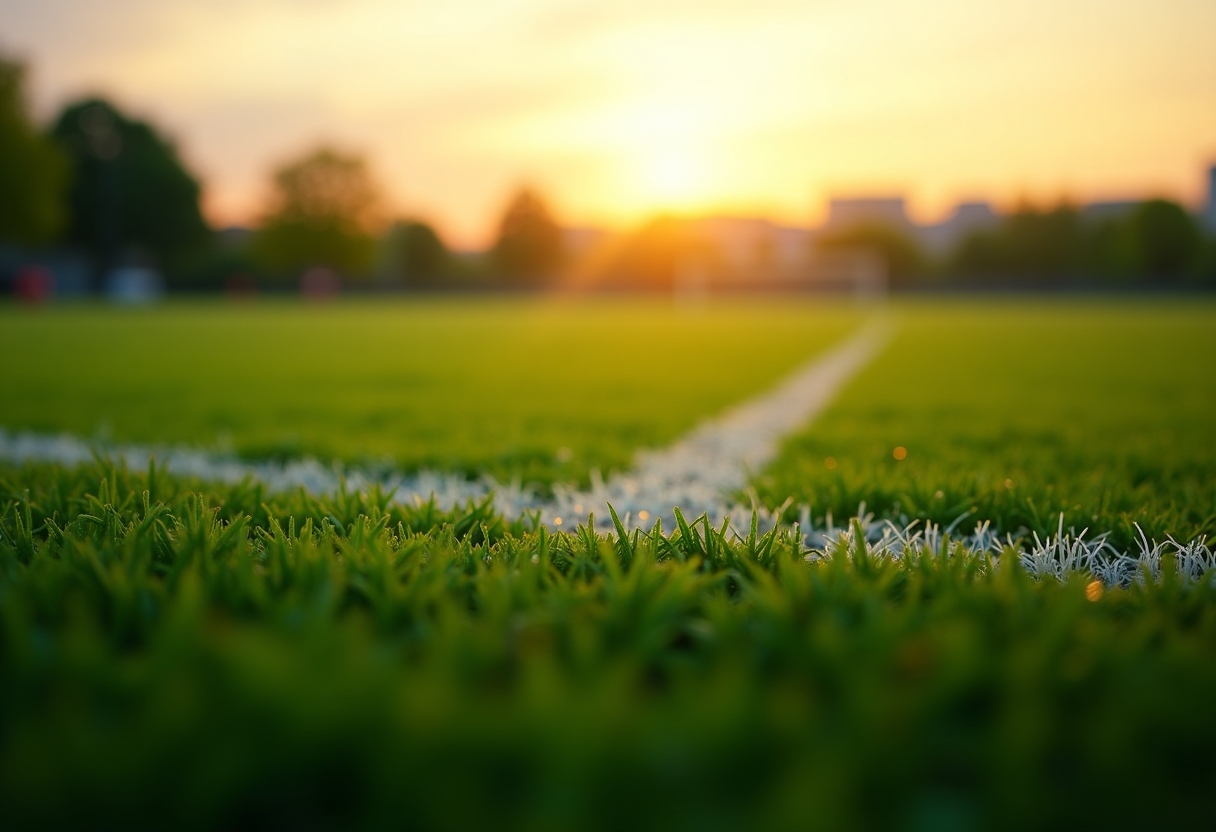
(0, 56, 69, 245)
(176, 230, 264, 293)
(950, 200, 1208, 286)
(1199, 234, 1216, 287)
(816, 222, 926, 287)
(1123, 199, 1200, 280)
(383, 220, 450, 287)
(252, 147, 381, 278)
(950, 205, 1087, 279)
(492, 187, 563, 283)
(50, 97, 210, 286)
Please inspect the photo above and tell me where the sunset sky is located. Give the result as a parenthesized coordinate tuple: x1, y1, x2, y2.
(5, 0, 1216, 248)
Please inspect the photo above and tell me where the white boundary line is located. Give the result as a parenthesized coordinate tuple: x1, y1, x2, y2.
(544, 316, 892, 529)
(3, 313, 1212, 585)
(0, 317, 891, 530)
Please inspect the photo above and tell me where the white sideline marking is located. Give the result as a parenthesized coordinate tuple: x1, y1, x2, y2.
(803, 513, 1214, 590)
(0, 317, 890, 532)
(2, 313, 1214, 586)
(546, 316, 892, 530)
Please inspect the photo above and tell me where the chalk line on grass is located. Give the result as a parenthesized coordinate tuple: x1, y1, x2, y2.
(0, 316, 891, 531)
(542, 316, 892, 530)
(5, 312, 1214, 585)
(803, 511, 1214, 589)
(0, 429, 494, 510)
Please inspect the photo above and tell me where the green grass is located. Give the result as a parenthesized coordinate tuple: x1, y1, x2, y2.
(3, 459, 1215, 830)
(754, 298, 1216, 548)
(4, 297, 1216, 828)
(0, 297, 863, 485)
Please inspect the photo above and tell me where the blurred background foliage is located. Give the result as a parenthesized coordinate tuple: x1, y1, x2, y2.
(0, 57, 69, 246)
(816, 222, 927, 289)
(251, 147, 381, 279)
(491, 187, 564, 285)
(50, 98, 210, 286)
(2, 48, 1216, 296)
(950, 199, 1210, 285)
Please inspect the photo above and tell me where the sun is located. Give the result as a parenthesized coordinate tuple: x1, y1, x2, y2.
(641, 151, 698, 202)
(635, 148, 710, 212)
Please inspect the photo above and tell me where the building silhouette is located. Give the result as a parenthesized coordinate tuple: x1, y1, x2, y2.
(822, 197, 911, 232)
(1206, 165, 1216, 231)
(919, 201, 999, 254)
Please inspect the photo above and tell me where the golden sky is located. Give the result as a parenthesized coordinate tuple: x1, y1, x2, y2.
(6, 0, 1216, 247)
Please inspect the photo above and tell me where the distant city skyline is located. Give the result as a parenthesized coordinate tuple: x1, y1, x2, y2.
(4, 0, 1215, 248)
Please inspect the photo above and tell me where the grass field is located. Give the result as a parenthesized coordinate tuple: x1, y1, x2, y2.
(0, 298, 864, 485)
(3, 296, 1216, 829)
(754, 299, 1216, 549)
(3, 459, 1216, 831)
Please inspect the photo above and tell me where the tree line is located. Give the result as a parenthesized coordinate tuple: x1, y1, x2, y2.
(0, 54, 563, 294)
(818, 201, 1216, 290)
(3, 52, 1215, 294)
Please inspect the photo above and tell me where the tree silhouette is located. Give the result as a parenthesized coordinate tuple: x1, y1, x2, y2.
(816, 222, 926, 287)
(50, 97, 209, 286)
(0, 55, 68, 245)
(385, 220, 449, 287)
(1125, 200, 1200, 280)
(947, 199, 1207, 285)
(492, 187, 562, 283)
(252, 147, 382, 278)
(950, 205, 1087, 279)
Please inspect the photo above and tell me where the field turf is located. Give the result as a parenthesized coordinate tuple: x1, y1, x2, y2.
(2, 296, 1216, 829)
(2, 459, 1215, 830)
(755, 298, 1216, 548)
(0, 298, 863, 485)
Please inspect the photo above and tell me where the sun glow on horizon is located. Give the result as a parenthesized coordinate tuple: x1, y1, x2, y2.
(6, 0, 1215, 248)
(636, 149, 707, 211)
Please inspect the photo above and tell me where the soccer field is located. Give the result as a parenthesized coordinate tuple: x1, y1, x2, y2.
(0, 297, 865, 484)
(3, 296, 1211, 543)
(2, 296, 1215, 830)
(753, 298, 1216, 548)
